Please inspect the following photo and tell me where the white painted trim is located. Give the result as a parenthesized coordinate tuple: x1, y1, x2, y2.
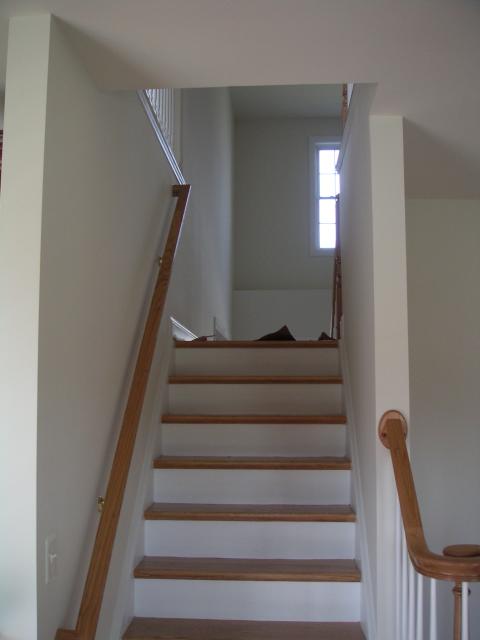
(106, 317, 177, 639)
(339, 332, 376, 640)
(170, 316, 197, 341)
(137, 90, 186, 185)
(213, 316, 229, 340)
(308, 136, 341, 256)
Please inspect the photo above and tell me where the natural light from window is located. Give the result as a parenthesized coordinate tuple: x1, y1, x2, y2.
(317, 148, 340, 249)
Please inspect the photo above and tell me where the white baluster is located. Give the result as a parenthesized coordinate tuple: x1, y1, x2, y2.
(461, 582, 469, 640)
(416, 573, 423, 640)
(408, 560, 416, 640)
(430, 579, 437, 640)
(402, 532, 408, 639)
(396, 500, 402, 640)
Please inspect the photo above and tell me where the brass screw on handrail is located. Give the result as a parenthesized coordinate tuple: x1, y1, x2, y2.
(97, 496, 105, 513)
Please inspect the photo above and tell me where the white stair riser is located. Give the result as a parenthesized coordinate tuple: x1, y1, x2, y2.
(134, 579, 360, 621)
(174, 349, 340, 376)
(168, 384, 343, 415)
(162, 424, 346, 456)
(145, 521, 355, 558)
(154, 469, 351, 504)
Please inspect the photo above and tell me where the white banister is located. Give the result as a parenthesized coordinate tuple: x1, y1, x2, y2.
(430, 579, 437, 640)
(144, 88, 177, 151)
(461, 582, 469, 640)
(408, 560, 415, 640)
(416, 573, 423, 640)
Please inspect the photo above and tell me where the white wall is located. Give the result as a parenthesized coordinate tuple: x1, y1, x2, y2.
(170, 87, 233, 338)
(338, 85, 377, 636)
(233, 117, 341, 339)
(339, 86, 411, 638)
(37, 18, 179, 640)
(406, 199, 480, 638)
(233, 289, 331, 340)
(0, 15, 51, 640)
(0, 16, 234, 640)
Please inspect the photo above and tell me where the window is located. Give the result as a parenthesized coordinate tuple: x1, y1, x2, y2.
(310, 140, 340, 252)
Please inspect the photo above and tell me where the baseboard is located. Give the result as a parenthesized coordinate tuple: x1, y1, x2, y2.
(339, 336, 376, 640)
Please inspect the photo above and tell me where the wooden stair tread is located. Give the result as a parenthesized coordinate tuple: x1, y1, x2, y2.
(144, 503, 356, 522)
(154, 456, 351, 470)
(169, 375, 342, 384)
(134, 557, 361, 582)
(174, 339, 338, 349)
(124, 617, 365, 639)
(161, 414, 347, 424)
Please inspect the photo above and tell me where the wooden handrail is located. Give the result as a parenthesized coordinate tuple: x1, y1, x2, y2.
(56, 184, 191, 640)
(330, 195, 342, 339)
(379, 410, 480, 583)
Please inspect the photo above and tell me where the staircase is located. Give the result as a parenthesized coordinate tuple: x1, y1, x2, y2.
(124, 339, 364, 639)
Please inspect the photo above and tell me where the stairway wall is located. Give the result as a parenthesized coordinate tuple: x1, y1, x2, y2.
(0, 16, 234, 640)
(339, 85, 411, 638)
(406, 198, 480, 638)
(232, 116, 341, 339)
(169, 87, 233, 338)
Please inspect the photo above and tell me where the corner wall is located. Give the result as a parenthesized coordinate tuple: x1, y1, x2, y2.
(233, 117, 341, 339)
(339, 85, 410, 638)
(406, 198, 480, 638)
(170, 87, 233, 338)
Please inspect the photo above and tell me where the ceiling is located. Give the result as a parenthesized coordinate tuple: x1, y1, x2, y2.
(230, 85, 342, 119)
(0, 0, 479, 197)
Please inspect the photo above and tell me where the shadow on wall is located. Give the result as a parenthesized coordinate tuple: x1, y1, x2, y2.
(403, 119, 480, 199)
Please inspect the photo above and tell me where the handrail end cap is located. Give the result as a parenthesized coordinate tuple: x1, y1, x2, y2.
(378, 410, 408, 448)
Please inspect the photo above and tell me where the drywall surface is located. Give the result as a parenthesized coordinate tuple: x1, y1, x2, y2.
(233, 289, 331, 340)
(233, 116, 340, 340)
(339, 87, 410, 638)
(0, 15, 51, 640)
(338, 85, 377, 636)
(234, 117, 341, 291)
(36, 18, 179, 640)
(370, 114, 410, 638)
(169, 87, 233, 338)
(406, 198, 480, 638)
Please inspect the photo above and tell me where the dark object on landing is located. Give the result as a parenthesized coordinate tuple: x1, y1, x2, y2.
(256, 325, 296, 341)
(318, 332, 332, 341)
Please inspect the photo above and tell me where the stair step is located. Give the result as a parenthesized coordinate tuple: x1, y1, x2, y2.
(161, 414, 347, 424)
(134, 557, 360, 582)
(153, 456, 351, 470)
(169, 375, 342, 384)
(175, 339, 338, 349)
(124, 617, 365, 639)
(144, 503, 356, 522)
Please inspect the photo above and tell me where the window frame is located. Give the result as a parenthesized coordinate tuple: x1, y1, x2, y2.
(309, 136, 341, 255)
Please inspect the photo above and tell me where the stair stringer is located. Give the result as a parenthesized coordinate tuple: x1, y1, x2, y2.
(95, 317, 180, 640)
(339, 337, 376, 640)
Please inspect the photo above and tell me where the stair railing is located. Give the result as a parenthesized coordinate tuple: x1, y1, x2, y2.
(379, 410, 480, 640)
(56, 184, 191, 640)
(330, 194, 342, 339)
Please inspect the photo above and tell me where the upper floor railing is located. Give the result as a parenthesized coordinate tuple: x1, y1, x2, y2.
(330, 194, 342, 339)
(379, 410, 480, 640)
(137, 89, 184, 185)
(145, 88, 176, 150)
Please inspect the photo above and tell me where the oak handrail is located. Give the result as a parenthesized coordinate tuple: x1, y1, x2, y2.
(330, 194, 342, 339)
(379, 410, 480, 583)
(56, 184, 191, 640)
